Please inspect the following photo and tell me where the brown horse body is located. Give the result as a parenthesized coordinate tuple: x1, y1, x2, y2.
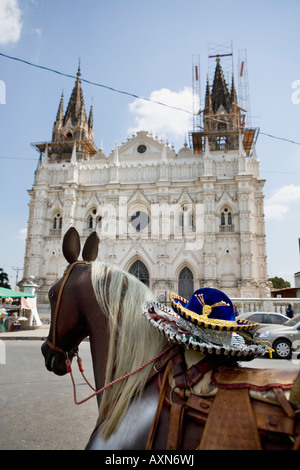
(41, 228, 300, 450)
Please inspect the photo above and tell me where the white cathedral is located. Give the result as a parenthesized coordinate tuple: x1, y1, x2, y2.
(22, 57, 269, 303)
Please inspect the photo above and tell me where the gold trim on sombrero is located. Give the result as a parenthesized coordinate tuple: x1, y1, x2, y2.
(169, 293, 259, 332)
(195, 293, 230, 317)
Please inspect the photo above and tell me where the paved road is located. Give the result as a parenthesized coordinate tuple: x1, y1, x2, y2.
(0, 340, 97, 450)
(0, 340, 299, 450)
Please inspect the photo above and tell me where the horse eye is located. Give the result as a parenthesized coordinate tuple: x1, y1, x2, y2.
(48, 289, 53, 300)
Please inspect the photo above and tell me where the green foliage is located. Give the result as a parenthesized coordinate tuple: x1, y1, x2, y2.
(0, 268, 11, 288)
(269, 276, 291, 289)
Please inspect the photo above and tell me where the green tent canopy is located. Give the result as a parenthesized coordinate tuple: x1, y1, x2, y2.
(0, 286, 35, 298)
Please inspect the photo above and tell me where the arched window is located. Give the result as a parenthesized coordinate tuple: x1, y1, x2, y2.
(129, 260, 149, 287)
(220, 208, 233, 232)
(221, 212, 226, 225)
(53, 213, 62, 230)
(179, 206, 195, 231)
(178, 267, 194, 300)
(87, 208, 97, 230)
(218, 122, 227, 130)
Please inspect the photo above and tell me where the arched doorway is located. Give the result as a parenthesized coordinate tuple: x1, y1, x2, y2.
(128, 260, 150, 287)
(178, 267, 194, 300)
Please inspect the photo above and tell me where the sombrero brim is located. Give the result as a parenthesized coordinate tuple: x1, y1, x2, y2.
(170, 293, 258, 332)
(142, 301, 271, 360)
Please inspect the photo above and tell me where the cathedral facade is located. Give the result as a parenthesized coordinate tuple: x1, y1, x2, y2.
(23, 59, 269, 303)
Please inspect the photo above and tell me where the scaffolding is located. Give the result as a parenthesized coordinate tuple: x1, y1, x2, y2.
(207, 41, 234, 91)
(32, 139, 98, 162)
(190, 43, 258, 156)
(192, 54, 201, 131)
(238, 49, 251, 128)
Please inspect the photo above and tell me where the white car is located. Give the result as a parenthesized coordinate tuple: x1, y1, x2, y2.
(237, 312, 289, 336)
(253, 315, 300, 359)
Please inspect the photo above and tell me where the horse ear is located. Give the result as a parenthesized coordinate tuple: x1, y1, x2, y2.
(62, 227, 81, 264)
(82, 231, 99, 261)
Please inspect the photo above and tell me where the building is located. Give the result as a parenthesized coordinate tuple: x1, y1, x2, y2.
(22, 55, 270, 303)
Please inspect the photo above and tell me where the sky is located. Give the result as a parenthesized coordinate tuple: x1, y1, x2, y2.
(0, 0, 300, 289)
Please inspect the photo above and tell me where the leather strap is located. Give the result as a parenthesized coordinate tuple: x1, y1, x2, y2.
(146, 344, 180, 384)
(145, 360, 173, 450)
(186, 393, 212, 416)
(273, 387, 296, 418)
(198, 387, 262, 450)
(166, 403, 186, 450)
(253, 400, 295, 436)
(171, 350, 187, 389)
(186, 357, 217, 388)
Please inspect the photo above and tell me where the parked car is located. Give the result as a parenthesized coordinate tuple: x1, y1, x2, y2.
(237, 312, 289, 336)
(253, 315, 300, 359)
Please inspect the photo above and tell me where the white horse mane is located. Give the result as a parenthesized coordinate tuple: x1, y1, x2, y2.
(91, 261, 167, 439)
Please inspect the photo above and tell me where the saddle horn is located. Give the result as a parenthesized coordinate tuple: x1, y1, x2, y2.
(82, 231, 99, 261)
(62, 227, 81, 264)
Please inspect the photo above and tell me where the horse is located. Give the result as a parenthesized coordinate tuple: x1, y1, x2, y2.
(41, 227, 300, 450)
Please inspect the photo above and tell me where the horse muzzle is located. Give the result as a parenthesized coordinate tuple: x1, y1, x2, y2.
(41, 341, 68, 376)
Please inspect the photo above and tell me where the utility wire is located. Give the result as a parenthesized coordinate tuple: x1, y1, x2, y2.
(260, 132, 300, 146)
(0, 52, 192, 115)
(1, 52, 300, 146)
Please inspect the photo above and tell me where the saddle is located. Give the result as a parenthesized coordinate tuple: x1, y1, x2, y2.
(146, 345, 300, 450)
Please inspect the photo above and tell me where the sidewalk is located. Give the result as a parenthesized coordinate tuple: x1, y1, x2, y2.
(0, 325, 50, 340)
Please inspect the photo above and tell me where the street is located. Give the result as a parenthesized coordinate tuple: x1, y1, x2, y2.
(0, 340, 97, 450)
(0, 340, 299, 450)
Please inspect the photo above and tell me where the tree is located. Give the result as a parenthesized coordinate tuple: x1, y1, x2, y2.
(268, 276, 291, 289)
(0, 268, 11, 289)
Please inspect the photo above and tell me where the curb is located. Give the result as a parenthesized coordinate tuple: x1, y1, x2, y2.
(0, 328, 50, 341)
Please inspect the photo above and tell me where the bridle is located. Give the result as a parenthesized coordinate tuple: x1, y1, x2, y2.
(46, 261, 89, 358)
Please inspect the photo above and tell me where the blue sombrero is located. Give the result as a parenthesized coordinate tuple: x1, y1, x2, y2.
(142, 288, 273, 359)
(170, 288, 258, 332)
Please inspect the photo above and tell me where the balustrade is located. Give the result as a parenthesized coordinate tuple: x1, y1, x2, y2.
(231, 298, 300, 315)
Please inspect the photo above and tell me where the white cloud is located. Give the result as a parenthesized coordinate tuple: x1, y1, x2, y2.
(0, 0, 22, 45)
(264, 203, 289, 220)
(265, 184, 300, 219)
(267, 184, 300, 204)
(15, 227, 27, 240)
(128, 87, 193, 147)
(33, 27, 42, 37)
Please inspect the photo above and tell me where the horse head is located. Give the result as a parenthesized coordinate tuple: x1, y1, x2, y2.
(41, 227, 99, 376)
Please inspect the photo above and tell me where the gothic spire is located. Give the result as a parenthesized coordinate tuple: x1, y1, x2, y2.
(88, 104, 94, 130)
(230, 74, 237, 105)
(63, 62, 87, 126)
(56, 92, 64, 122)
(211, 56, 231, 113)
(204, 76, 212, 110)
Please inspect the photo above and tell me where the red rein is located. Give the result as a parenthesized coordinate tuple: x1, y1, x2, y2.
(66, 345, 173, 405)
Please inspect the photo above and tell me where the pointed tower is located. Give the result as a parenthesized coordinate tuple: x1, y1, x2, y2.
(189, 49, 269, 298)
(210, 56, 231, 114)
(63, 63, 87, 131)
(35, 64, 97, 162)
(201, 56, 243, 151)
